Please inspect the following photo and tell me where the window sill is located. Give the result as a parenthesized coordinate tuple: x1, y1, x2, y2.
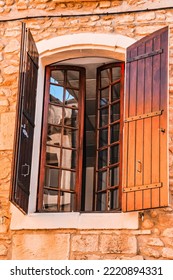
(10, 203, 139, 230)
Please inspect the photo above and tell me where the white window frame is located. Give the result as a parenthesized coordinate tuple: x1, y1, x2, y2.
(10, 33, 139, 230)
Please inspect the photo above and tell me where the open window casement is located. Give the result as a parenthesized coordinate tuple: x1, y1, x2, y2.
(11, 24, 168, 214)
(122, 26, 168, 212)
(11, 23, 39, 213)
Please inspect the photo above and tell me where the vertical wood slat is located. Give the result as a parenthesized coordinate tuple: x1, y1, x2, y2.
(11, 24, 39, 213)
(143, 39, 153, 209)
(126, 47, 137, 211)
(135, 41, 145, 210)
(122, 27, 168, 212)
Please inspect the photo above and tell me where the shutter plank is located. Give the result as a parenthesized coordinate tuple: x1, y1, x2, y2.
(135, 42, 145, 210)
(122, 27, 168, 212)
(151, 34, 161, 208)
(143, 39, 153, 209)
(160, 28, 168, 206)
(126, 47, 138, 211)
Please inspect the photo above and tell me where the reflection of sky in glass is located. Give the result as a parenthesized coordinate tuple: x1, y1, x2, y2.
(50, 85, 75, 103)
(50, 85, 63, 101)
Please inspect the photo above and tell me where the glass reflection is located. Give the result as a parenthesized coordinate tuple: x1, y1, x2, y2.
(60, 170, 76, 191)
(110, 166, 119, 186)
(60, 192, 76, 212)
(67, 70, 79, 89)
(101, 69, 111, 88)
(97, 193, 106, 211)
(50, 85, 64, 103)
(111, 83, 120, 101)
(50, 70, 64, 86)
(110, 145, 119, 164)
(100, 88, 109, 107)
(112, 67, 121, 82)
(98, 149, 107, 169)
(99, 128, 108, 147)
(98, 170, 107, 191)
(110, 189, 119, 210)
(111, 103, 120, 122)
(111, 123, 120, 143)
(64, 108, 78, 128)
(65, 89, 78, 107)
(48, 104, 63, 125)
(99, 107, 108, 127)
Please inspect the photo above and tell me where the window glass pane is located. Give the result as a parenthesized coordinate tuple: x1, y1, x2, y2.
(99, 128, 108, 147)
(98, 170, 107, 191)
(65, 89, 78, 107)
(63, 128, 77, 148)
(64, 108, 78, 128)
(110, 145, 119, 164)
(60, 192, 76, 212)
(60, 170, 76, 190)
(50, 85, 64, 103)
(48, 104, 63, 125)
(111, 83, 120, 101)
(101, 69, 111, 88)
(96, 193, 106, 211)
(99, 107, 108, 127)
(47, 125, 62, 146)
(98, 149, 107, 169)
(67, 70, 79, 89)
(43, 188, 58, 211)
(61, 149, 76, 169)
(44, 167, 59, 188)
(110, 166, 119, 187)
(111, 103, 120, 122)
(46, 147, 60, 166)
(100, 87, 109, 107)
(50, 70, 64, 86)
(112, 67, 121, 82)
(111, 123, 120, 143)
(110, 189, 119, 210)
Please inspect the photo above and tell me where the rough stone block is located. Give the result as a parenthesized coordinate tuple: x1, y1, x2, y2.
(71, 235, 99, 252)
(0, 112, 15, 150)
(162, 228, 173, 237)
(0, 244, 8, 256)
(12, 233, 70, 260)
(99, 235, 137, 254)
(162, 248, 173, 259)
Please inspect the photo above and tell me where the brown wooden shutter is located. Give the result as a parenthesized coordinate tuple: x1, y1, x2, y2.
(11, 23, 39, 213)
(122, 27, 168, 212)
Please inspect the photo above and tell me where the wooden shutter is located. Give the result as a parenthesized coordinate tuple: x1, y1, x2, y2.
(11, 23, 39, 213)
(122, 27, 168, 212)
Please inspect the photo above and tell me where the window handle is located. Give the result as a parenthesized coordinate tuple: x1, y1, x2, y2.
(137, 160, 142, 173)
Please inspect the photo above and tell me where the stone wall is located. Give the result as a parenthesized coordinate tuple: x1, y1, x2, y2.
(0, 0, 173, 259)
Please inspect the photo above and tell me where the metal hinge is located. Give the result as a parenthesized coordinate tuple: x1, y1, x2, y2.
(124, 110, 162, 123)
(123, 182, 162, 193)
(127, 49, 163, 63)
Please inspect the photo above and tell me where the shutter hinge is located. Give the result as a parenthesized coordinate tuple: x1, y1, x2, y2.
(124, 110, 163, 123)
(123, 182, 162, 193)
(127, 49, 163, 63)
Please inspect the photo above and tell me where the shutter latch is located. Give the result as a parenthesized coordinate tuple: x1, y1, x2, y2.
(21, 163, 30, 177)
